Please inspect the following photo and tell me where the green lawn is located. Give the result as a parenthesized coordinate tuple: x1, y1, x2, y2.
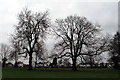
(2, 67, 120, 79)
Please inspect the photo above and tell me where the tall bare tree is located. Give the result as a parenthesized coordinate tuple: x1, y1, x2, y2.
(52, 15, 104, 71)
(13, 8, 50, 70)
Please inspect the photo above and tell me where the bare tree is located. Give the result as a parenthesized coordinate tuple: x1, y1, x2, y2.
(52, 15, 103, 71)
(13, 8, 50, 70)
(0, 43, 10, 67)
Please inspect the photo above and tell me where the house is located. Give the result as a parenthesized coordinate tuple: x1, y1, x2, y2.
(35, 62, 43, 68)
(6, 62, 13, 67)
(44, 61, 51, 67)
(17, 61, 23, 67)
(35, 61, 51, 68)
(23, 63, 29, 68)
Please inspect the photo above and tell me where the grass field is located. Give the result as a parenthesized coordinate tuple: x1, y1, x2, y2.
(2, 67, 120, 80)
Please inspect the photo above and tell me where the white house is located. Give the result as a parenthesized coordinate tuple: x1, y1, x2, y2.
(17, 61, 23, 67)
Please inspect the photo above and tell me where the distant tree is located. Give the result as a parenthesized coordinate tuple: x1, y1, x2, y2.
(12, 8, 50, 70)
(52, 15, 102, 71)
(34, 40, 46, 68)
(0, 43, 10, 67)
(109, 32, 120, 69)
(9, 35, 21, 67)
(82, 35, 110, 67)
(63, 58, 71, 67)
(49, 57, 57, 68)
(58, 59, 62, 66)
(53, 57, 57, 65)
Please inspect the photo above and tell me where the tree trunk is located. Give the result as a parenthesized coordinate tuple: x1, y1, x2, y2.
(90, 56, 93, 68)
(28, 53, 33, 70)
(90, 62, 93, 68)
(72, 57, 77, 71)
(14, 55, 18, 68)
(2, 58, 7, 67)
(2, 60, 6, 67)
(35, 54, 37, 68)
(14, 61, 18, 68)
(35, 62, 37, 68)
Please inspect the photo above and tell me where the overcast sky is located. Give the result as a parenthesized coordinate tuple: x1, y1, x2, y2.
(0, 0, 118, 51)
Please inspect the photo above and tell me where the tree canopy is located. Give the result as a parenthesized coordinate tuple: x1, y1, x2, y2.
(12, 8, 50, 70)
(52, 15, 110, 70)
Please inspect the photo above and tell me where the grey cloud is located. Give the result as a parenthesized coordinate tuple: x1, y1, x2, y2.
(0, 1, 118, 46)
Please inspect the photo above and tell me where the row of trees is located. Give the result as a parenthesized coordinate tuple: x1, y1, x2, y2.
(0, 8, 120, 71)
